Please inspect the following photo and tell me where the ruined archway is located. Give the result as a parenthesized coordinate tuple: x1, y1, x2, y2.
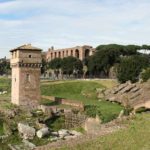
(71, 50, 73, 56)
(62, 51, 65, 58)
(75, 49, 79, 59)
(58, 52, 61, 58)
(54, 52, 57, 58)
(66, 50, 68, 57)
(85, 49, 90, 58)
(51, 53, 53, 59)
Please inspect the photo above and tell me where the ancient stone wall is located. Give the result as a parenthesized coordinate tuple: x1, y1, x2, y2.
(46, 45, 95, 61)
(41, 95, 84, 110)
(58, 99, 84, 110)
(102, 81, 150, 110)
(64, 113, 86, 129)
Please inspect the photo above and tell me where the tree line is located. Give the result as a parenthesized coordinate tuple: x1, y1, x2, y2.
(0, 44, 149, 83)
(86, 44, 150, 83)
(42, 56, 83, 79)
(0, 58, 10, 76)
(42, 44, 150, 83)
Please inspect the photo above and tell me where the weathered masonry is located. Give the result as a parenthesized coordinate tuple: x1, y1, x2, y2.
(46, 45, 95, 61)
(10, 44, 42, 108)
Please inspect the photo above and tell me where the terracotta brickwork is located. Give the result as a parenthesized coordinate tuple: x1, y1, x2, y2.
(10, 44, 42, 108)
(46, 45, 95, 61)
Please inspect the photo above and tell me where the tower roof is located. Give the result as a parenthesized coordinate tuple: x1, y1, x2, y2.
(10, 44, 42, 52)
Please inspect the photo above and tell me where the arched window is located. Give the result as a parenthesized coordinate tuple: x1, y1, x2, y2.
(55, 52, 57, 58)
(71, 50, 73, 56)
(58, 52, 61, 58)
(51, 53, 53, 59)
(75, 49, 79, 58)
(85, 49, 90, 58)
(66, 50, 68, 57)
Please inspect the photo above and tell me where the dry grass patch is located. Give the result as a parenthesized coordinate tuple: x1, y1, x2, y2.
(61, 113, 150, 150)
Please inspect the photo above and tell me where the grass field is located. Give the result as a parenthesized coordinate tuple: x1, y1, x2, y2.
(60, 113, 150, 150)
(41, 80, 118, 104)
(0, 77, 12, 110)
(41, 81, 103, 103)
(41, 80, 123, 122)
(0, 78, 149, 149)
(0, 77, 11, 92)
(0, 78, 122, 122)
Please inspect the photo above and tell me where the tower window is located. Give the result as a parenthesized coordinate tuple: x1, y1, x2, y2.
(26, 74, 30, 82)
(29, 55, 32, 58)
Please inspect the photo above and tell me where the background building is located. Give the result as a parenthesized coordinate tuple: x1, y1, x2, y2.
(46, 45, 95, 61)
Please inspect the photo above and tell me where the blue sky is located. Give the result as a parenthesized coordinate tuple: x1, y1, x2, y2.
(0, 0, 150, 58)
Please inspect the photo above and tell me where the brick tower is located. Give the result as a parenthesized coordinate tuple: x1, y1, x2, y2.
(10, 44, 42, 108)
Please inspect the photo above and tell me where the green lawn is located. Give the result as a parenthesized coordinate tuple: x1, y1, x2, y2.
(0, 78, 123, 122)
(0, 77, 11, 92)
(0, 78, 149, 149)
(41, 81, 103, 103)
(41, 80, 123, 122)
(0, 77, 12, 109)
(60, 113, 150, 150)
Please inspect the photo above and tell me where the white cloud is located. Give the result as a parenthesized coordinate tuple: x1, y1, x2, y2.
(0, 0, 150, 57)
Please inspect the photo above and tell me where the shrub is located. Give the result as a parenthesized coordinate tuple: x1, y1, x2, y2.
(117, 55, 149, 83)
(45, 116, 65, 131)
(85, 105, 97, 118)
(141, 68, 150, 82)
(101, 113, 118, 123)
(124, 105, 133, 116)
(85, 105, 119, 123)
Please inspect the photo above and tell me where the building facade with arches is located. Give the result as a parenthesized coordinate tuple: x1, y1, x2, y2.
(46, 45, 95, 61)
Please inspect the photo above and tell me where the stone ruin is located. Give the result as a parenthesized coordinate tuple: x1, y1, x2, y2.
(98, 80, 150, 111)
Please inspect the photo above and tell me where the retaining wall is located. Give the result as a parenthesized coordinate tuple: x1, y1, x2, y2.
(42, 95, 84, 110)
